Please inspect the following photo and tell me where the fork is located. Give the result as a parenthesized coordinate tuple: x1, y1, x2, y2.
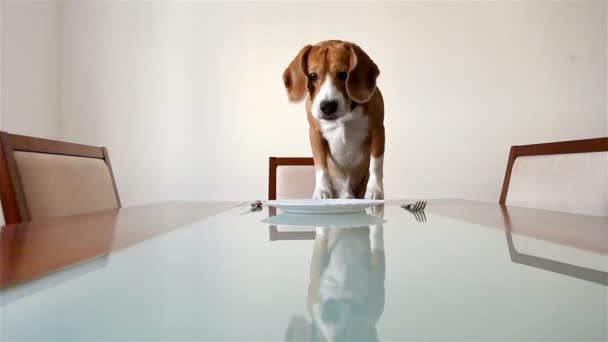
(401, 201, 427, 223)
(410, 210, 427, 223)
(401, 201, 427, 211)
(240, 200, 265, 215)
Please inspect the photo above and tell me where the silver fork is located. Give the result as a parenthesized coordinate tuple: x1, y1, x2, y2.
(401, 201, 428, 223)
(410, 210, 427, 223)
(401, 201, 427, 211)
(240, 200, 265, 215)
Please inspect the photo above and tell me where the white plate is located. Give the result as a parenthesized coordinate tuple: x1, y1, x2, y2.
(263, 212, 385, 228)
(265, 199, 384, 214)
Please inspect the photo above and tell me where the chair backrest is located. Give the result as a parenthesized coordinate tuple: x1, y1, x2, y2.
(500, 137, 608, 216)
(0, 132, 121, 224)
(268, 157, 315, 200)
(268, 157, 316, 241)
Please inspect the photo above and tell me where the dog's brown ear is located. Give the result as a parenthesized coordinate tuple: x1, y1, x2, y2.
(346, 43, 380, 103)
(283, 45, 312, 103)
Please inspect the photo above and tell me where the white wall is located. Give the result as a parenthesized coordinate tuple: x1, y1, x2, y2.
(0, 1, 61, 226)
(2, 1, 607, 205)
(1, 1, 60, 139)
(61, 2, 174, 205)
(59, 1, 607, 204)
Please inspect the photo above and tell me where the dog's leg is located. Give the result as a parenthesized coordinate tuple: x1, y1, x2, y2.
(369, 221, 386, 323)
(365, 125, 385, 200)
(313, 169, 333, 199)
(365, 156, 384, 200)
(307, 227, 330, 314)
(310, 126, 333, 199)
(368, 204, 384, 251)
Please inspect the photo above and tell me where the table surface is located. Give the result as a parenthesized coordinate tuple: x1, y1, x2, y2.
(0, 199, 607, 341)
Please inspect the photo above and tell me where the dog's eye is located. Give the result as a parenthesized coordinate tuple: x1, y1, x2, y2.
(308, 73, 318, 81)
(337, 71, 348, 81)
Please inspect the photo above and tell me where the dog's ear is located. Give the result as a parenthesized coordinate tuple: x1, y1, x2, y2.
(283, 45, 312, 103)
(346, 43, 380, 103)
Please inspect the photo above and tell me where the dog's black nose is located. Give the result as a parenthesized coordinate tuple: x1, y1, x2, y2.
(320, 100, 338, 115)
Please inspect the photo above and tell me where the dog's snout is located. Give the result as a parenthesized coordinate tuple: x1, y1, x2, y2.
(320, 100, 338, 116)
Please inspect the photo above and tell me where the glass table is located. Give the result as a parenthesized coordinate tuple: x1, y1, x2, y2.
(0, 200, 606, 341)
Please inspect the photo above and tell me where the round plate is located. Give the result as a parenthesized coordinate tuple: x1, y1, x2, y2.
(265, 199, 384, 214)
(262, 212, 385, 228)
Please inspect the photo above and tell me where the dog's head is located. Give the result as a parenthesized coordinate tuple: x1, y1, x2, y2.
(311, 299, 379, 342)
(283, 40, 380, 121)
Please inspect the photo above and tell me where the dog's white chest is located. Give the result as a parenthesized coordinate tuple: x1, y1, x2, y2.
(320, 108, 369, 169)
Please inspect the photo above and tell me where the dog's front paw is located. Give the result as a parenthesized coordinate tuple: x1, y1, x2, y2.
(370, 224, 384, 252)
(313, 169, 333, 199)
(367, 204, 384, 218)
(313, 185, 333, 199)
(364, 180, 384, 200)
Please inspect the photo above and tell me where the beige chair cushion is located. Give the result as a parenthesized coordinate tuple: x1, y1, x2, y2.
(276, 165, 316, 199)
(14, 151, 118, 220)
(506, 152, 608, 216)
(274, 165, 316, 235)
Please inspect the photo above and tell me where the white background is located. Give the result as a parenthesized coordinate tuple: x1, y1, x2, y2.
(1, 1, 607, 207)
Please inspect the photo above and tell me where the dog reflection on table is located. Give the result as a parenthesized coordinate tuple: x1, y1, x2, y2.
(286, 218, 385, 342)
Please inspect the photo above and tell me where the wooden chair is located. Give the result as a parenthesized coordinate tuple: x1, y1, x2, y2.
(500, 137, 608, 216)
(0, 132, 121, 224)
(268, 157, 316, 240)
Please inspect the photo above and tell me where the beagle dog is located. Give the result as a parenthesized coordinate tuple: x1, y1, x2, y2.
(284, 225, 386, 342)
(283, 40, 385, 200)
(307, 226, 386, 341)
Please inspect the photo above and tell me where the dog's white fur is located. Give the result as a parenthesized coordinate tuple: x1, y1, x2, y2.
(311, 224, 385, 341)
(311, 76, 346, 121)
(314, 169, 333, 199)
(311, 76, 383, 200)
(365, 156, 384, 200)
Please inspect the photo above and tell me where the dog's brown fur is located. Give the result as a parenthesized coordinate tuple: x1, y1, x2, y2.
(283, 40, 384, 199)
